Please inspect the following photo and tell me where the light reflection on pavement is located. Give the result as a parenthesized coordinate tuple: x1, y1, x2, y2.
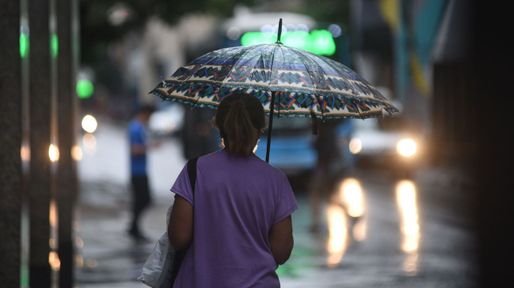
(395, 180, 420, 274)
(77, 123, 476, 288)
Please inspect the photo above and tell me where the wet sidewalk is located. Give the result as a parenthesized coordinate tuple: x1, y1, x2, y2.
(76, 167, 476, 288)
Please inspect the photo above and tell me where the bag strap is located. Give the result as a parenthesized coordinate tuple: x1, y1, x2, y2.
(187, 157, 198, 194)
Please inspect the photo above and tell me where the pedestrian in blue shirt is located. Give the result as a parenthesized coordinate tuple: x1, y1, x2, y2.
(128, 105, 155, 241)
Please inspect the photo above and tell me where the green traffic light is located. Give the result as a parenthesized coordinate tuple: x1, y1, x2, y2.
(241, 32, 276, 46)
(308, 30, 336, 56)
(282, 31, 310, 50)
(240, 29, 336, 56)
(76, 79, 94, 99)
(51, 34, 59, 58)
(20, 32, 29, 59)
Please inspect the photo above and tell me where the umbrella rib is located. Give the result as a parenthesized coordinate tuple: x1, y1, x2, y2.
(290, 49, 392, 118)
(288, 48, 326, 120)
(312, 55, 365, 118)
(171, 49, 231, 108)
(317, 55, 385, 117)
(220, 45, 264, 96)
(268, 44, 281, 114)
(319, 55, 395, 108)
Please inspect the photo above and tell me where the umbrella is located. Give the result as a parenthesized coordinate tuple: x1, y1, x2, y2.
(152, 19, 398, 162)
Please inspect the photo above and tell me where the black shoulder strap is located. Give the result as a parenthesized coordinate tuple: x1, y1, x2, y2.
(187, 157, 198, 194)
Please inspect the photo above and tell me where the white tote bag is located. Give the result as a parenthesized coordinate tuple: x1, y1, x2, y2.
(138, 207, 174, 288)
(139, 158, 197, 287)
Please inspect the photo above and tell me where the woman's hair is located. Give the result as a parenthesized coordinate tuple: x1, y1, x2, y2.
(215, 93, 265, 156)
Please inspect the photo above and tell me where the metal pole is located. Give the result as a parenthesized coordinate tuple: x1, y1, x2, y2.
(265, 18, 284, 163)
(57, 0, 78, 285)
(28, 0, 54, 285)
(265, 91, 276, 163)
(276, 18, 283, 43)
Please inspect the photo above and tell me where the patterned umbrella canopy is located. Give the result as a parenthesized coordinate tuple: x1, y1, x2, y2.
(151, 19, 398, 161)
(152, 43, 398, 118)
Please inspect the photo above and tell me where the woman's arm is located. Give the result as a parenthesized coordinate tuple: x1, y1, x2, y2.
(269, 216, 294, 265)
(168, 195, 193, 251)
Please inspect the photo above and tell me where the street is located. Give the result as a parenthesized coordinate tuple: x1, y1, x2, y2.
(76, 122, 476, 288)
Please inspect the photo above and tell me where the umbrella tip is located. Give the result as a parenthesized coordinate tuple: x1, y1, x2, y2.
(277, 18, 283, 43)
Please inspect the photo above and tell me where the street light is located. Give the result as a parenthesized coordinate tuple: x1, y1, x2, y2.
(48, 144, 60, 162)
(81, 115, 97, 133)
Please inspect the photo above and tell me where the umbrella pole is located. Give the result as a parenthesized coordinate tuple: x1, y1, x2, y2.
(266, 19, 282, 163)
(265, 91, 276, 163)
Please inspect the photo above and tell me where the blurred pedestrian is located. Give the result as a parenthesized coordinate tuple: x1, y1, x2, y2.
(127, 104, 156, 241)
(308, 120, 345, 233)
(181, 108, 219, 159)
(168, 93, 297, 287)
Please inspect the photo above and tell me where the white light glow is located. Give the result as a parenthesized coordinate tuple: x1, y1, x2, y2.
(349, 138, 362, 154)
(71, 145, 83, 161)
(326, 204, 348, 268)
(339, 178, 365, 218)
(48, 144, 60, 162)
(81, 115, 98, 133)
(395, 180, 421, 274)
(396, 138, 417, 158)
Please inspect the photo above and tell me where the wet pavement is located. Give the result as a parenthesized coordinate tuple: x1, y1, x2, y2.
(76, 122, 477, 287)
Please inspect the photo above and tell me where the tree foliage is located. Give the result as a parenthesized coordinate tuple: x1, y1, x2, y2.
(81, 0, 256, 63)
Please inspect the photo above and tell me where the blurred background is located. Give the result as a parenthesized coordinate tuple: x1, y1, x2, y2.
(1, 0, 513, 287)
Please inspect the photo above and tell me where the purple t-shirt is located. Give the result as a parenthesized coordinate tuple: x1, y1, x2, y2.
(170, 149, 297, 288)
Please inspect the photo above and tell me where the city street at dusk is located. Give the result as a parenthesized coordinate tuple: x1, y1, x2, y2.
(2, 1, 513, 288)
(76, 122, 475, 288)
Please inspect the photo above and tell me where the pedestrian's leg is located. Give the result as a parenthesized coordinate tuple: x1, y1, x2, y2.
(129, 176, 140, 235)
(129, 175, 149, 238)
(308, 170, 322, 233)
(138, 175, 151, 217)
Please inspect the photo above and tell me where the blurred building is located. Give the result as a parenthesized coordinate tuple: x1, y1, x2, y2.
(350, 0, 468, 165)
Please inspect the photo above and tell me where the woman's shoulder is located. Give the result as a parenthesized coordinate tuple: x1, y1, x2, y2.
(197, 150, 285, 175)
(197, 149, 222, 162)
(249, 154, 288, 179)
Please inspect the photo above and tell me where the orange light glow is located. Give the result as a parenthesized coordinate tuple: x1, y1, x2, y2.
(339, 178, 365, 218)
(326, 204, 349, 268)
(71, 145, 83, 161)
(82, 133, 96, 153)
(395, 180, 421, 274)
(48, 144, 60, 162)
(20, 144, 30, 162)
(49, 251, 61, 271)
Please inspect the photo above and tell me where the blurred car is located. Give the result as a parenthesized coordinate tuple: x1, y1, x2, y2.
(348, 116, 423, 176)
(148, 104, 184, 137)
(254, 117, 355, 176)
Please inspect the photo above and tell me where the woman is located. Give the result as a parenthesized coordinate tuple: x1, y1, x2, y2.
(168, 93, 297, 287)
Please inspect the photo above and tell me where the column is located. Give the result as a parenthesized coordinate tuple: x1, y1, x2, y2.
(0, 0, 22, 286)
(28, 0, 53, 286)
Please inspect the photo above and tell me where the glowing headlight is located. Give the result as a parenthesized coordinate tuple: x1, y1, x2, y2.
(81, 115, 98, 133)
(396, 138, 417, 158)
(349, 138, 362, 154)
